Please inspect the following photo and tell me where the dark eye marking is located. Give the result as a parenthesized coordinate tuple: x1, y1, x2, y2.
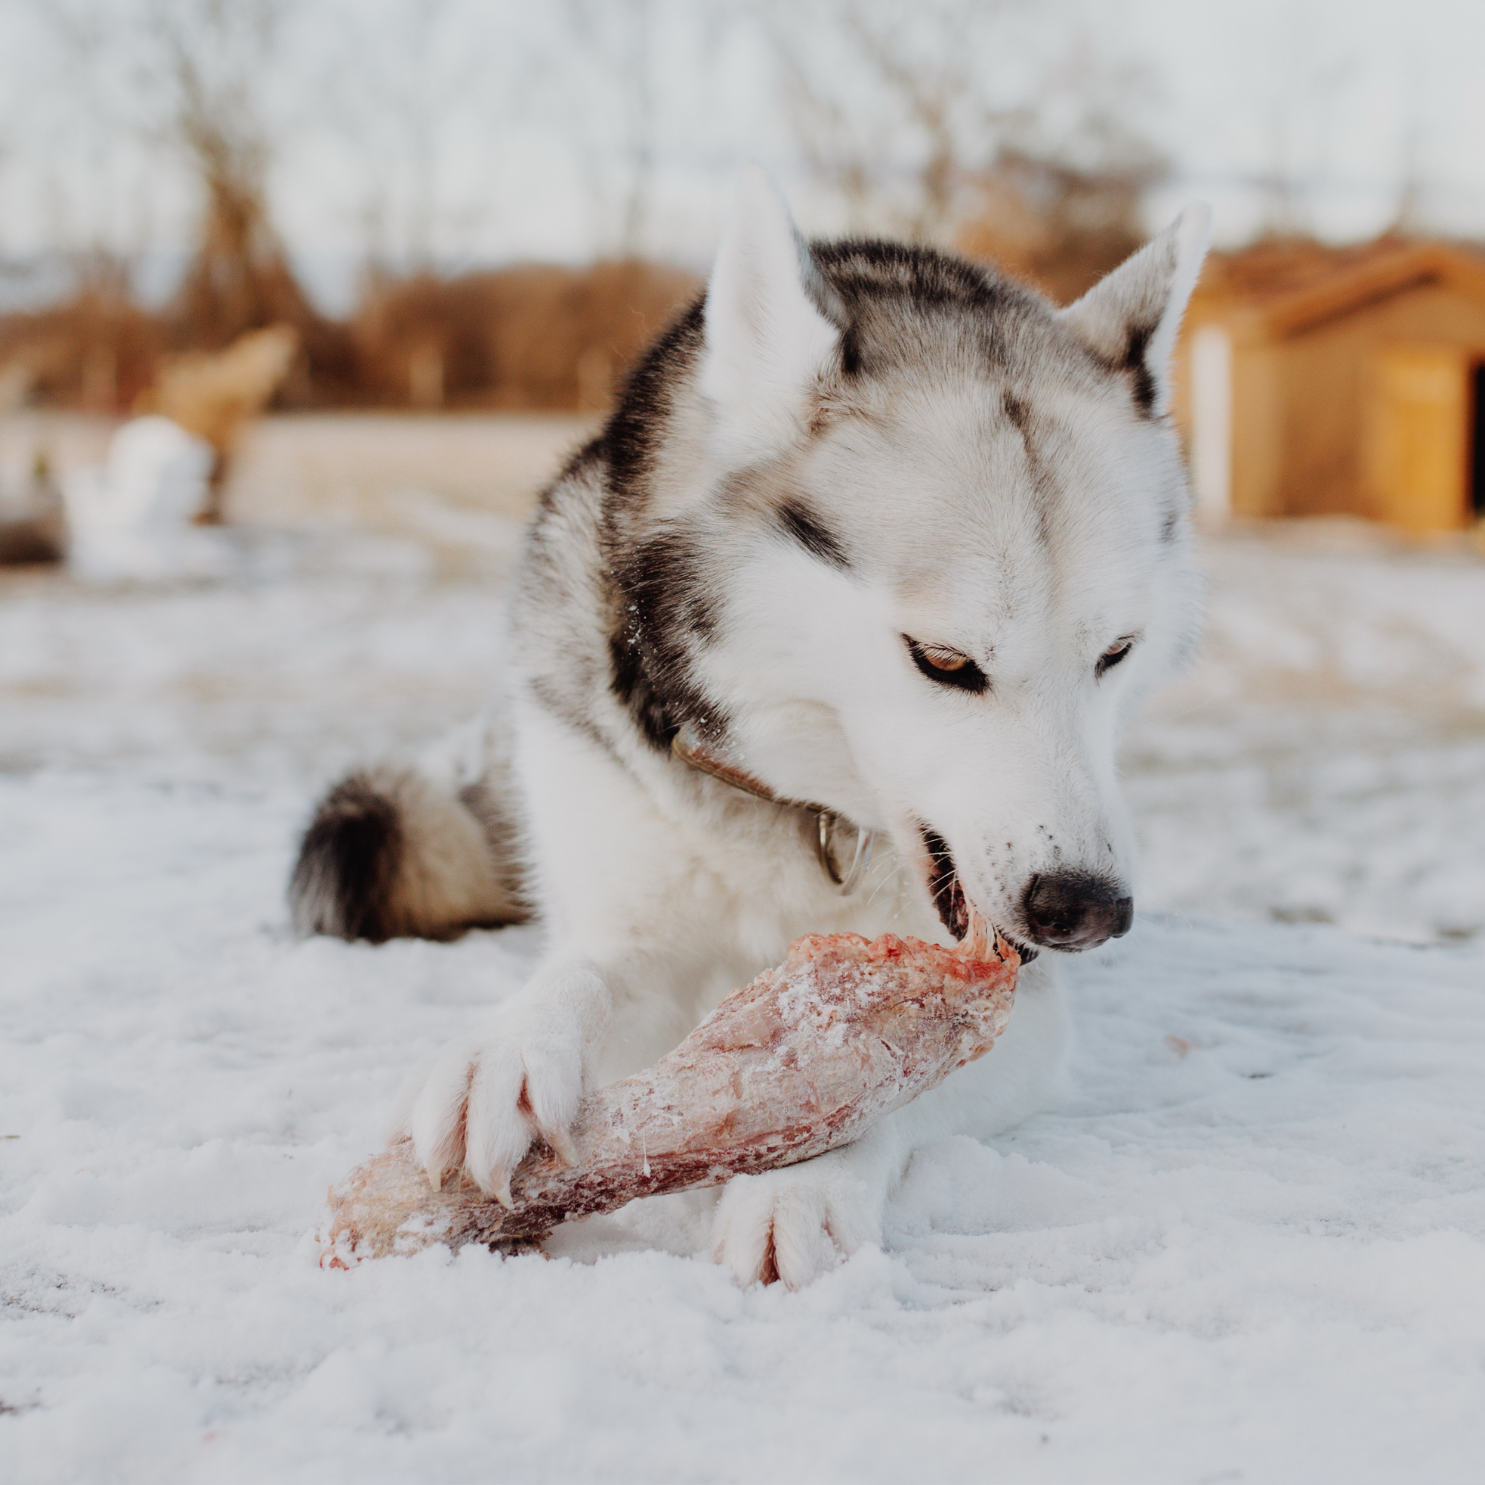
(904, 636, 988, 694)
(776, 498, 850, 571)
(1096, 637, 1137, 678)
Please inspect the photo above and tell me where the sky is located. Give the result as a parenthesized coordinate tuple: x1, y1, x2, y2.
(1131, 0, 1485, 242)
(1, 0, 1484, 310)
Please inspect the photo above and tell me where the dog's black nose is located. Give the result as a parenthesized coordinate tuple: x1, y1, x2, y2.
(1022, 871, 1133, 950)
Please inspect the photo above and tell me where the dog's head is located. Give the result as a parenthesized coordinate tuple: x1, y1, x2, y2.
(620, 168, 1207, 955)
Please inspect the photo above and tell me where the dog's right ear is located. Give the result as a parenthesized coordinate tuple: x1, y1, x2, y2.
(699, 165, 839, 468)
(1060, 204, 1210, 417)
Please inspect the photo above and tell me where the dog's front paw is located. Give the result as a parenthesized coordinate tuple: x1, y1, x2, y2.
(394, 1001, 585, 1201)
(711, 1164, 882, 1289)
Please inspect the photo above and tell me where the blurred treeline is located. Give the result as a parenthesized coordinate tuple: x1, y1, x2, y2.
(1, 255, 703, 415)
(0, 0, 1162, 416)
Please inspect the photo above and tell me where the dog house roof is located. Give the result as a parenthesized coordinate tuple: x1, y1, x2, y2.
(1189, 238, 1485, 341)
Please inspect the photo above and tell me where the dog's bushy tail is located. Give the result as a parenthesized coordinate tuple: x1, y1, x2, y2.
(289, 765, 528, 942)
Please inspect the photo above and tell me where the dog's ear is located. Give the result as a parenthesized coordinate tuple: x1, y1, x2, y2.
(1060, 204, 1210, 417)
(699, 164, 840, 466)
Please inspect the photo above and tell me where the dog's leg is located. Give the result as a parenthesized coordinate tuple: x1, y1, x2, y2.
(710, 955, 1069, 1287)
(395, 697, 739, 1195)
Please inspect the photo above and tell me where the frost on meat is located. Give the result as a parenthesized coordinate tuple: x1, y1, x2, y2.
(321, 926, 1019, 1265)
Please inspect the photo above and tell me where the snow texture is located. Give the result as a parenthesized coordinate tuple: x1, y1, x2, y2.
(2, 516, 1484, 1482)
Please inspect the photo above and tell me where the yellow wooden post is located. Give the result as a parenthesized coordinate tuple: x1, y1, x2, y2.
(1363, 347, 1471, 531)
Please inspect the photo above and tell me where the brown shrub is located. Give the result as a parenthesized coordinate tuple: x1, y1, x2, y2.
(0, 257, 700, 418)
(0, 266, 165, 414)
(0, 263, 351, 416)
(351, 260, 701, 412)
(954, 152, 1157, 305)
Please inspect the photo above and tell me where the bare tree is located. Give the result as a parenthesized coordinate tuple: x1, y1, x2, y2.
(610, 0, 658, 259)
(1386, 54, 1429, 239)
(764, 0, 1033, 240)
(764, 0, 1163, 266)
(1250, 22, 1356, 242)
(38, 0, 317, 348)
(557, 0, 734, 260)
(148, 0, 313, 346)
(560, 0, 665, 259)
(19, 1, 163, 280)
(326, 0, 503, 279)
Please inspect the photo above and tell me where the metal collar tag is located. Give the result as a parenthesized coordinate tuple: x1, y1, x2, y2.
(670, 723, 875, 895)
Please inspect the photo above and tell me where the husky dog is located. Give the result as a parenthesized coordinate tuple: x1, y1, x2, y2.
(291, 168, 1208, 1288)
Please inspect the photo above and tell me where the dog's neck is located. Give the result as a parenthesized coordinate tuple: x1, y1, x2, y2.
(670, 723, 875, 894)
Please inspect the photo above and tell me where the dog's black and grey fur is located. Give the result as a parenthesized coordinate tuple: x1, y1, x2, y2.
(287, 169, 1208, 1287)
(292, 232, 1196, 945)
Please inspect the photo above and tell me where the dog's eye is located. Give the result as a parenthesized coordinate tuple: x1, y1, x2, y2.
(1096, 639, 1135, 678)
(904, 636, 988, 693)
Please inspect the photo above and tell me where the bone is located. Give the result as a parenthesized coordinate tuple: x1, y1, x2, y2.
(319, 925, 1018, 1266)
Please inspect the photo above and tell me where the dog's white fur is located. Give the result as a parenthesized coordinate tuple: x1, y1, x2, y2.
(309, 171, 1208, 1288)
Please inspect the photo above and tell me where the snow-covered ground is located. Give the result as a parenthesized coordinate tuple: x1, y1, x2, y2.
(2, 493, 1484, 1482)
(1129, 524, 1485, 945)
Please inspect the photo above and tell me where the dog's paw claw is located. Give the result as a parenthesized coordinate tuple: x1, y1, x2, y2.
(400, 1005, 585, 1198)
(710, 1167, 878, 1290)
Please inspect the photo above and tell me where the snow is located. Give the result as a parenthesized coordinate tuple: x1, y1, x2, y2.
(1126, 525, 1485, 945)
(2, 499, 1484, 1482)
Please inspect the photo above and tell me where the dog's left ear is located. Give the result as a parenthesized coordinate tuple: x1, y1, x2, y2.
(1060, 204, 1211, 417)
(699, 164, 840, 467)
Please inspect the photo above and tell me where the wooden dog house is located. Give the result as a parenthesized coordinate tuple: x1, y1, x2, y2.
(1172, 239, 1485, 532)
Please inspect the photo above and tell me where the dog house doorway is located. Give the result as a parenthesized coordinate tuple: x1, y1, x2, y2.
(1473, 363, 1485, 520)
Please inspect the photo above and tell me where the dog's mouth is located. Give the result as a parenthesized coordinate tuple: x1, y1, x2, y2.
(919, 826, 1038, 963)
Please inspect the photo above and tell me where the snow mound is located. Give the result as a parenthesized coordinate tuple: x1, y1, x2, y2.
(61, 417, 228, 583)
